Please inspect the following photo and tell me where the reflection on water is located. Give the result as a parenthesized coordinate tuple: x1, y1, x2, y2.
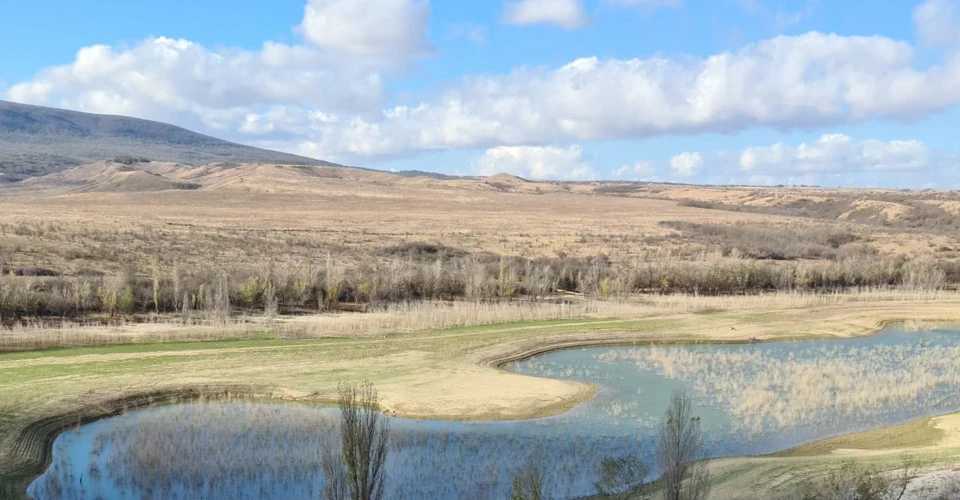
(29, 324, 960, 499)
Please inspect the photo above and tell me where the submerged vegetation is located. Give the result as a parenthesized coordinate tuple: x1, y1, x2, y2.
(31, 386, 716, 500)
(594, 455, 647, 499)
(593, 335, 960, 433)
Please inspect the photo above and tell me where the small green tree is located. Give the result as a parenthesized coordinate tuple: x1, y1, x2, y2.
(599, 277, 612, 301)
(97, 287, 118, 316)
(241, 279, 259, 307)
(498, 258, 518, 298)
(118, 286, 136, 315)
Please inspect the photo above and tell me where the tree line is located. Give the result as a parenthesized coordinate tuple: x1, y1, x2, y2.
(1, 249, 956, 320)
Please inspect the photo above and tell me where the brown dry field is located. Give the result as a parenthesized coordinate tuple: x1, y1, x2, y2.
(3, 162, 960, 497)
(0, 161, 957, 275)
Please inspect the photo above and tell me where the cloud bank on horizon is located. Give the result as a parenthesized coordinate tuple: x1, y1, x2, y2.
(3, 0, 960, 187)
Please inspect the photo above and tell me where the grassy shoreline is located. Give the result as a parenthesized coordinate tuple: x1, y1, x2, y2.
(4, 292, 960, 498)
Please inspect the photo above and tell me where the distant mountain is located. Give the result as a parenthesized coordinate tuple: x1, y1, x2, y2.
(0, 100, 332, 182)
(396, 170, 475, 180)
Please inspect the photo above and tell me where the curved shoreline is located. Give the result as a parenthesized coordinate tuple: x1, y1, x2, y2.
(0, 385, 331, 500)
(487, 317, 909, 369)
(3, 316, 958, 498)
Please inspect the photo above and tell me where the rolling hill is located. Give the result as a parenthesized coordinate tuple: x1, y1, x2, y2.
(0, 100, 332, 182)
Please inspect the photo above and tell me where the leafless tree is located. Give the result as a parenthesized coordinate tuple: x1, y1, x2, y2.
(322, 381, 390, 500)
(887, 455, 924, 500)
(657, 390, 710, 500)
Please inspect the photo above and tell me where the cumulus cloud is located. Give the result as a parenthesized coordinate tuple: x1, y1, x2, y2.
(739, 134, 932, 173)
(502, 0, 591, 29)
(4, 0, 434, 150)
(299, 0, 432, 61)
(655, 134, 959, 187)
(612, 160, 657, 180)
(5, 38, 385, 133)
(303, 32, 960, 160)
(7, 1, 960, 167)
(914, 0, 960, 47)
(670, 152, 703, 177)
(471, 145, 596, 180)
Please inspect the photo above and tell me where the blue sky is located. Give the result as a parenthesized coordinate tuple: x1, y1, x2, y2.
(3, 0, 960, 187)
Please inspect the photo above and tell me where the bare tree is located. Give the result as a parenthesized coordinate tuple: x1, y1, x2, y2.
(887, 455, 923, 500)
(595, 455, 648, 499)
(657, 390, 710, 500)
(324, 381, 390, 500)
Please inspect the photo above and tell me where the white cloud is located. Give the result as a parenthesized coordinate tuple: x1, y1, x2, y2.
(502, 0, 591, 29)
(7, 39, 397, 148)
(612, 161, 657, 180)
(739, 134, 932, 173)
(303, 32, 960, 160)
(915, 0, 960, 47)
(471, 145, 596, 180)
(651, 134, 960, 187)
(5, 38, 385, 131)
(7, 3, 960, 168)
(299, 0, 431, 61)
(3, 0, 434, 151)
(670, 152, 703, 177)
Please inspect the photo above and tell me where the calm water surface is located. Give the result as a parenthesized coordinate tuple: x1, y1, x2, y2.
(29, 324, 960, 499)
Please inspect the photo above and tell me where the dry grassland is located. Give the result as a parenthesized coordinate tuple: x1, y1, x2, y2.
(2, 163, 960, 497)
(0, 162, 957, 274)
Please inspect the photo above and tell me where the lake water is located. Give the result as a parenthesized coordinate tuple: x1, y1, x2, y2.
(29, 324, 960, 499)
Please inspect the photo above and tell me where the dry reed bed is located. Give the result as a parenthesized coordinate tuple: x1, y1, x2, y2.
(597, 336, 960, 432)
(32, 400, 639, 499)
(1, 290, 955, 351)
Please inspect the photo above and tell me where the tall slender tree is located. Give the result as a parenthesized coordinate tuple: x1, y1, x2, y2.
(323, 381, 390, 500)
(657, 390, 710, 500)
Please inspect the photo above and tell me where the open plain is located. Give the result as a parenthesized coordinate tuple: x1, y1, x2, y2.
(2, 162, 960, 498)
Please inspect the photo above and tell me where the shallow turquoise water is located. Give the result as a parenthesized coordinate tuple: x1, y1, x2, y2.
(29, 324, 960, 499)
